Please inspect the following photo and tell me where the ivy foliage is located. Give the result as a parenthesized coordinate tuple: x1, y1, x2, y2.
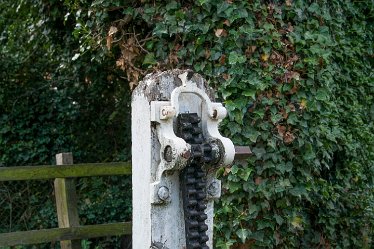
(0, 1, 131, 248)
(0, 0, 131, 166)
(1, 0, 374, 248)
(67, 0, 374, 248)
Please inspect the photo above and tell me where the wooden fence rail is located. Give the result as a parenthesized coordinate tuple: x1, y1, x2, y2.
(0, 222, 132, 247)
(0, 153, 132, 248)
(0, 162, 131, 181)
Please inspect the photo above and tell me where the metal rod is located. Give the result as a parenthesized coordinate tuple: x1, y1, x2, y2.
(234, 146, 252, 160)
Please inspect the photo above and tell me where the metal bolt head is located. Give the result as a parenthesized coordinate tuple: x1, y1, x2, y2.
(207, 181, 220, 196)
(164, 146, 173, 162)
(212, 109, 218, 119)
(161, 108, 169, 116)
(210, 142, 222, 165)
(181, 149, 191, 159)
(158, 186, 170, 201)
(160, 106, 175, 120)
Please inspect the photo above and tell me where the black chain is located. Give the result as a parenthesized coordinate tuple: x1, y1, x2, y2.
(177, 113, 214, 249)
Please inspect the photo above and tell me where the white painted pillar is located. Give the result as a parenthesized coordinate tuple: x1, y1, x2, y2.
(132, 70, 235, 249)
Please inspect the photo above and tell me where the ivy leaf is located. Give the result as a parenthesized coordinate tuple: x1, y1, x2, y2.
(257, 220, 274, 230)
(303, 143, 316, 161)
(291, 216, 303, 230)
(263, 23, 274, 31)
(243, 89, 256, 100)
(142, 53, 157, 66)
(274, 214, 284, 225)
(239, 167, 253, 181)
(287, 112, 298, 125)
(315, 89, 329, 101)
(276, 162, 293, 173)
(165, 1, 178, 11)
(236, 229, 250, 243)
(248, 131, 260, 143)
(271, 113, 283, 124)
(197, 0, 208, 5)
(249, 205, 260, 215)
(290, 186, 307, 197)
(249, 231, 264, 242)
(252, 147, 266, 159)
(230, 164, 239, 174)
(229, 52, 246, 64)
(215, 240, 235, 249)
(308, 3, 319, 13)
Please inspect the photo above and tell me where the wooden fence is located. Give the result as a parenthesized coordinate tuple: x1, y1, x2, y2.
(0, 153, 132, 249)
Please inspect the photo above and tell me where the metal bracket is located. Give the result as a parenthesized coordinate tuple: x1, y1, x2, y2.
(150, 101, 191, 204)
(171, 73, 236, 167)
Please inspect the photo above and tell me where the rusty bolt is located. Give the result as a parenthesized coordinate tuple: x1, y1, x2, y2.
(181, 150, 191, 159)
(161, 108, 169, 116)
(212, 109, 218, 119)
(164, 146, 173, 162)
(160, 106, 175, 120)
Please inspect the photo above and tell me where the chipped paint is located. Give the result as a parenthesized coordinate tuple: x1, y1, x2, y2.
(132, 69, 234, 249)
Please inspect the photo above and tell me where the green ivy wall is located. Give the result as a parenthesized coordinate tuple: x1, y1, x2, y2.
(1, 0, 373, 248)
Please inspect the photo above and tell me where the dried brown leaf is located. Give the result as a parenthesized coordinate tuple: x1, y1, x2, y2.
(219, 54, 226, 65)
(255, 177, 263, 185)
(289, 103, 296, 112)
(289, 84, 299, 94)
(108, 26, 118, 36)
(284, 131, 295, 144)
(277, 125, 287, 138)
(205, 49, 211, 59)
(215, 29, 227, 37)
(223, 20, 230, 26)
(222, 73, 230, 80)
(245, 45, 257, 57)
(281, 109, 288, 119)
(223, 167, 231, 176)
(106, 35, 113, 50)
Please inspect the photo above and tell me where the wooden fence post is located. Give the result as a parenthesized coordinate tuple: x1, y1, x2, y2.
(54, 153, 81, 249)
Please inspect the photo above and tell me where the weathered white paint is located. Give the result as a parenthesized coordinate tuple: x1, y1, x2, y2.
(132, 70, 235, 249)
(132, 94, 152, 249)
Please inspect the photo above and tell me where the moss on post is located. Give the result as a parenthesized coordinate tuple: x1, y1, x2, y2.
(54, 153, 81, 249)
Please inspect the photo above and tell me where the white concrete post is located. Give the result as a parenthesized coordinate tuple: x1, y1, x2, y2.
(132, 70, 235, 249)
